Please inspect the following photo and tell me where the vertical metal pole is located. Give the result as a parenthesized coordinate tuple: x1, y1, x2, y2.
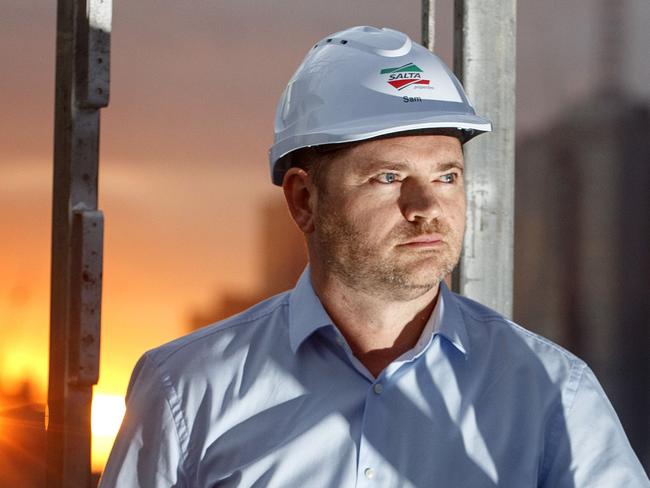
(453, 0, 517, 316)
(422, 0, 436, 51)
(47, 0, 111, 485)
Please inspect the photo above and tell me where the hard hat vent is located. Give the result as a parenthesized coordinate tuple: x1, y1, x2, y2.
(350, 27, 409, 56)
(313, 38, 350, 49)
(311, 26, 412, 58)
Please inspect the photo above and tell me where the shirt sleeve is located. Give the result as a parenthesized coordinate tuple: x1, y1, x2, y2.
(98, 353, 188, 487)
(541, 364, 650, 487)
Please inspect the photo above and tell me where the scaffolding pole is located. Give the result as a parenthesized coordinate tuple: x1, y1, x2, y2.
(421, 0, 436, 51)
(47, 0, 111, 485)
(452, 0, 517, 316)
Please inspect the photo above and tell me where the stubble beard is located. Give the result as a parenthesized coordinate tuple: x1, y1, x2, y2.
(313, 203, 464, 301)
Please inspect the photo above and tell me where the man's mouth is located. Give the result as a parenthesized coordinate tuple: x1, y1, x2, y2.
(396, 234, 444, 248)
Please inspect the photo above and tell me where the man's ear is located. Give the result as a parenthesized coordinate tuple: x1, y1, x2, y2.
(282, 167, 316, 233)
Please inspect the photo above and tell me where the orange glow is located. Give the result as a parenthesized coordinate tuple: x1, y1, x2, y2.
(91, 393, 126, 473)
(1, 121, 291, 476)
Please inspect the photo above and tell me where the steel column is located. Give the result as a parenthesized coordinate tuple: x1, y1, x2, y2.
(453, 0, 517, 316)
(47, 0, 111, 485)
(421, 0, 436, 51)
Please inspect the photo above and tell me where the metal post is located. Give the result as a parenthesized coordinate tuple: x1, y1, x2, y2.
(453, 0, 517, 316)
(421, 0, 436, 51)
(47, 0, 111, 485)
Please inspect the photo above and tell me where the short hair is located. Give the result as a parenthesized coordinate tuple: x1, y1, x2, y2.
(290, 143, 353, 192)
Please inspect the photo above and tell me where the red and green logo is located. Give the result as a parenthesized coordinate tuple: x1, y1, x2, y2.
(380, 63, 430, 90)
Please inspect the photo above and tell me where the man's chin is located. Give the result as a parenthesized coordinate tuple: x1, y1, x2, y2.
(375, 264, 444, 295)
(397, 254, 457, 280)
(376, 278, 439, 301)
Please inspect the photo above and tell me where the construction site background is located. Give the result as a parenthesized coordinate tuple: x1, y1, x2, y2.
(1, 0, 649, 484)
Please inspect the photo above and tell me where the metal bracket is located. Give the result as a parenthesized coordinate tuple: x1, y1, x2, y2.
(68, 209, 104, 386)
(76, 0, 111, 108)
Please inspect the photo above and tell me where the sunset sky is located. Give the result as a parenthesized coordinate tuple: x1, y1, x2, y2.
(1, 0, 649, 471)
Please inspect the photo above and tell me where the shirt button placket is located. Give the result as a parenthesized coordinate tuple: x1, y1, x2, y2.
(357, 381, 387, 485)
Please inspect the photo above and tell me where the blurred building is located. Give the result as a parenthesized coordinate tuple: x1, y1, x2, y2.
(188, 198, 307, 328)
(0, 380, 46, 487)
(515, 0, 649, 469)
(514, 87, 650, 469)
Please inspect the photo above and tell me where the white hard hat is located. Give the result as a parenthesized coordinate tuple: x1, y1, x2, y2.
(269, 25, 492, 186)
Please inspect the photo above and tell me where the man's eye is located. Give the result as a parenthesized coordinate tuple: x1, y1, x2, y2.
(376, 172, 400, 184)
(439, 173, 458, 183)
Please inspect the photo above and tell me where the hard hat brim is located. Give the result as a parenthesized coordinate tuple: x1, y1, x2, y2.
(270, 113, 491, 186)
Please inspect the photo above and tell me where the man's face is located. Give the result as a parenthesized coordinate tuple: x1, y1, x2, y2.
(310, 134, 466, 301)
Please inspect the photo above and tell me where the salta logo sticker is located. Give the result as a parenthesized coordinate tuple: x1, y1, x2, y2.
(380, 63, 430, 90)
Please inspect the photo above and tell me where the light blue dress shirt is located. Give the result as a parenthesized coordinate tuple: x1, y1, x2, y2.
(100, 268, 649, 487)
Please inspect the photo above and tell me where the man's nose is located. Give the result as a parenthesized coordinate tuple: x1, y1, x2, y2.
(399, 178, 442, 222)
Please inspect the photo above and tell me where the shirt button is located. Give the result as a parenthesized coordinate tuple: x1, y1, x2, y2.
(364, 467, 375, 479)
(373, 383, 384, 394)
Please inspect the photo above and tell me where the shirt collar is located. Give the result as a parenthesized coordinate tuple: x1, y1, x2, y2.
(289, 266, 335, 353)
(437, 280, 470, 355)
(288, 266, 470, 356)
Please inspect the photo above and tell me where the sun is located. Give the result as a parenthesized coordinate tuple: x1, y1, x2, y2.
(91, 393, 126, 473)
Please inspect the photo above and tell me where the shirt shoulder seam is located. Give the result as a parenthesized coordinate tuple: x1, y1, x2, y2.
(457, 296, 581, 362)
(150, 297, 290, 366)
(538, 360, 586, 482)
(506, 319, 581, 361)
(564, 360, 587, 416)
(142, 352, 192, 483)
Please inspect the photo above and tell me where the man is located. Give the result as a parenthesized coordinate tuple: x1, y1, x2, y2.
(100, 26, 649, 487)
